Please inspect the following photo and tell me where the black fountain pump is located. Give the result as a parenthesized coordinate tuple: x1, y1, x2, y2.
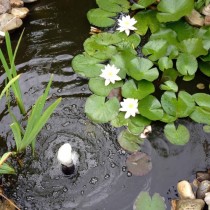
(61, 164, 75, 175)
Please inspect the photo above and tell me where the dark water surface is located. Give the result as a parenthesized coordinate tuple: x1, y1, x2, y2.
(0, 0, 210, 209)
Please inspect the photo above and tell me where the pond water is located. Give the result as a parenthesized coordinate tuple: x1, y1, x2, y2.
(0, 0, 210, 209)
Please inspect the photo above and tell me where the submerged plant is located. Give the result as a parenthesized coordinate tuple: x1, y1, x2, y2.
(72, 0, 210, 153)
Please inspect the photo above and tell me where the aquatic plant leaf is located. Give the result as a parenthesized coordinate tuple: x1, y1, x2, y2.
(72, 53, 105, 78)
(96, 0, 130, 13)
(193, 93, 210, 110)
(142, 40, 168, 61)
(122, 79, 155, 100)
(139, 95, 164, 120)
(161, 68, 179, 82)
(150, 28, 178, 46)
(161, 91, 195, 118)
(203, 125, 210, 133)
(158, 57, 173, 71)
(164, 123, 190, 145)
(0, 75, 20, 101)
(85, 95, 119, 123)
(126, 152, 152, 176)
(115, 32, 141, 48)
(199, 61, 210, 77)
(0, 162, 15, 174)
(10, 122, 22, 151)
(111, 112, 128, 127)
(160, 81, 178, 92)
(87, 8, 116, 27)
(156, 0, 194, 23)
(131, 0, 156, 9)
(128, 115, 151, 135)
(179, 38, 208, 58)
(89, 77, 123, 96)
(118, 129, 144, 152)
(133, 192, 166, 210)
(176, 53, 198, 76)
(127, 57, 159, 81)
(134, 10, 160, 35)
(190, 107, 210, 125)
(161, 113, 177, 123)
(84, 33, 119, 60)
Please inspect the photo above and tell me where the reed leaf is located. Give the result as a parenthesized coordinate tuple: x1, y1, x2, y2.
(10, 122, 22, 151)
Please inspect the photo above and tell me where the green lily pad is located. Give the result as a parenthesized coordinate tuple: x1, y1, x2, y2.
(157, 0, 194, 23)
(190, 106, 210, 125)
(117, 129, 144, 152)
(161, 113, 177, 123)
(131, 0, 156, 9)
(179, 38, 208, 58)
(85, 95, 120, 123)
(126, 152, 152, 176)
(160, 81, 178, 92)
(193, 93, 210, 110)
(158, 57, 173, 71)
(96, 0, 130, 13)
(199, 61, 210, 77)
(72, 53, 104, 78)
(142, 40, 168, 61)
(164, 123, 190, 145)
(122, 80, 155, 100)
(134, 10, 160, 36)
(176, 53, 198, 76)
(127, 57, 159, 81)
(89, 77, 123, 96)
(111, 112, 128, 127)
(87, 8, 116, 27)
(161, 68, 179, 82)
(134, 191, 166, 210)
(139, 95, 164, 120)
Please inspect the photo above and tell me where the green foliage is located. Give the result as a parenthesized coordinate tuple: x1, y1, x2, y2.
(134, 10, 160, 35)
(0, 152, 15, 174)
(156, 0, 194, 22)
(133, 191, 166, 210)
(10, 75, 62, 152)
(85, 95, 120, 123)
(72, 0, 210, 155)
(164, 123, 190, 145)
(0, 31, 26, 114)
(117, 129, 144, 152)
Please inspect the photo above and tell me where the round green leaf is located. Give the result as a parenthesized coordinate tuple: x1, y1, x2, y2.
(164, 123, 190, 145)
(96, 0, 130, 13)
(111, 112, 128, 127)
(176, 53, 198, 76)
(87, 8, 116, 27)
(193, 93, 210, 109)
(117, 129, 144, 152)
(89, 78, 123, 97)
(157, 0, 194, 23)
(122, 79, 155, 100)
(134, 192, 166, 210)
(161, 113, 177, 123)
(85, 95, 120, 123)
(127, 57, 159, 81)
(160, 80, 178, 92)
(190, 107, 210, 125)
(158, 57, 173, 71)
(199, 61, 210, 77)
(72, 54, 105, 78)
(139, 95, 164, 120)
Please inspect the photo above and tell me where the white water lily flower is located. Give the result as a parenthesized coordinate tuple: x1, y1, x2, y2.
(117, 15, 137, 36)
(57, 143, 79, 167)
(100, 64, 121, 86)
(120, 98, 139, 119)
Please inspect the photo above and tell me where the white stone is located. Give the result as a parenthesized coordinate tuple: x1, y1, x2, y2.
(11, 7, 29, 19)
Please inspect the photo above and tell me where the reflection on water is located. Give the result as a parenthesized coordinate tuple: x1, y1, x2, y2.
(0, 0, 210, 209)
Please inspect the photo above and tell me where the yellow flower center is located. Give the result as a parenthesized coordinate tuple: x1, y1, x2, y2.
(128, 103, 134, 109)
(108, 71, 113, 76)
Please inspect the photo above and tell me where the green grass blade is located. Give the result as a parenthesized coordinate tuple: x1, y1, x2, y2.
(20, 97, 61, 151)
(5, 32, 13, 65)
(10, 122, 22, 152)
(0, 49, 12, 80)
(0, 163, 15, 174)
(0, 74, 20, 100)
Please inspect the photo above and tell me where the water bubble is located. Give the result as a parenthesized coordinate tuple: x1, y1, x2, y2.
(57, 88, 62, 93)
(26, 196, 34, 201)
(127, 172, 132, 177)
(81, 88, 85, 91)
(89, 177, 98, 185)
(122, 166, 126, 172)
(104, 174, 110, 179)
(63, 187, 68, 192)
(81, 190, 84, 195)
(110, 162, 116, 168)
